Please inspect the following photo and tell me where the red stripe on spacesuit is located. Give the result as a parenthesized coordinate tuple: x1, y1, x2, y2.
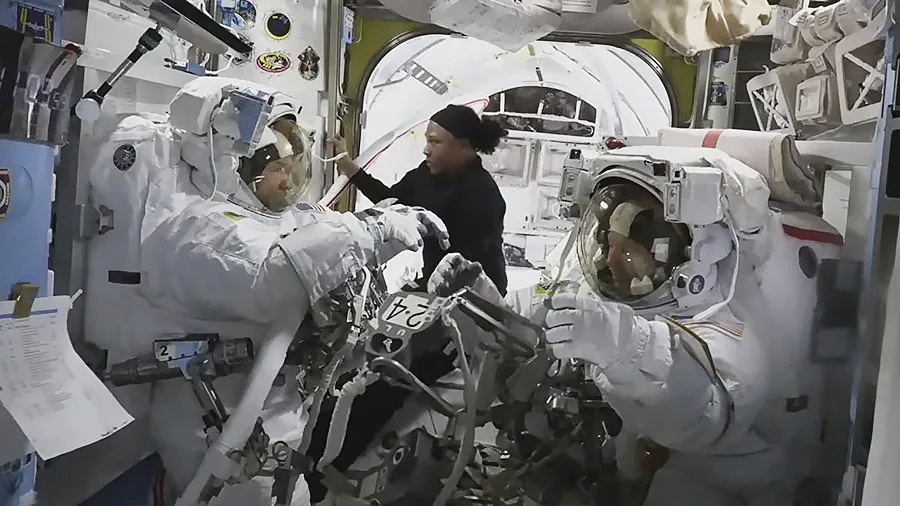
(782, 224, 844, 245)
(701, 130, 724, 147)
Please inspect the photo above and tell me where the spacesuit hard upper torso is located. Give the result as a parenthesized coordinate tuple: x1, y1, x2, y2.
(599, 208, 842, 506)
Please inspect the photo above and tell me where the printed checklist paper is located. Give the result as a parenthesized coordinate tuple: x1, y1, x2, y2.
(0, 296, 133, 459)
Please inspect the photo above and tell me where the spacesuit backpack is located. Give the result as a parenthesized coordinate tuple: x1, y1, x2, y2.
(83, 114, 181, 376)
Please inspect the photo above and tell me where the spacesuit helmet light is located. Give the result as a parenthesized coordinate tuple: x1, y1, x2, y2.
(236, 116, 311, 214)
(575, 177, 690, 309)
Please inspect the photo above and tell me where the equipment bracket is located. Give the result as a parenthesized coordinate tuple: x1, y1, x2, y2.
(77, 203, 114, 238)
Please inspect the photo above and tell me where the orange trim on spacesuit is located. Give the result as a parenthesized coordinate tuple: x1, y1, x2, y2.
(782, 224, 844, 245)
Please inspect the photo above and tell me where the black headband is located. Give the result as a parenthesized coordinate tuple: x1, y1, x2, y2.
(430, 105, 481, 143)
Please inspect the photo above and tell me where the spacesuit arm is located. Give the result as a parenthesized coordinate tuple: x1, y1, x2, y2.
(140, 205, 377, 323)
(594, 316, 770, 453)
(545, 295, 769, 452)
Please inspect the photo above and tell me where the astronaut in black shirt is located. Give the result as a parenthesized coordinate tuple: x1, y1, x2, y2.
(331, 104, 509, 295)
(305, 105, 511, 503)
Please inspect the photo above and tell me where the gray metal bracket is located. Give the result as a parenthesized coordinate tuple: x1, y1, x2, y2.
(77, 203, 114, 239)
(811, 259, 864, 363)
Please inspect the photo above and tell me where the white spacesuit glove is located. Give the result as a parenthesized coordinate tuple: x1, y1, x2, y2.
(354, 202, 450, 262)
(543, 292, 662, 370)
(384, 203, 451, 250)
(427, 252, 504, 305)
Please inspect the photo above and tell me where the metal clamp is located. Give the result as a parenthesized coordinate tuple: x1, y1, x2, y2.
(11, 283, 38, 319)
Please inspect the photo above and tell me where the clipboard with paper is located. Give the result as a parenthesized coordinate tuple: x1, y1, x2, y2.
(0, 294, 133, 461)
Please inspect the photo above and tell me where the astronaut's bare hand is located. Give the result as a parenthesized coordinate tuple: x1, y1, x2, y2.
(428, 253, 483, 296)
(326, 136, 356, 176)
(326, 135, 347, 154)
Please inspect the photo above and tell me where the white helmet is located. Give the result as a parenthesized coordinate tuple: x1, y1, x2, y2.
(574, 163, 692, 314)
(170, 77, 313, 215)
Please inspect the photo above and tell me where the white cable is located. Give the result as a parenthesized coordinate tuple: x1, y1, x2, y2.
(206, 54, 234, 77)
(433, 310, 476, 506)
(313, 151, 348, 163)
(316, 372, 368, 471)
(205, 123, 219, 201)
(298, 351, 346, 454)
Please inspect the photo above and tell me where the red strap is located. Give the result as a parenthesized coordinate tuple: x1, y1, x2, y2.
(701, 130, 724, 148)
(782, 224, 844, 245)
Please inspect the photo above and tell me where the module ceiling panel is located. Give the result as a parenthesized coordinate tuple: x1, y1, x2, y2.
(354, 0, 639, 35)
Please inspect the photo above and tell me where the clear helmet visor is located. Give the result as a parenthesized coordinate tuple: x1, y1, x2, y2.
(575, 181, 690, 304)
(237, 118, 312, 214)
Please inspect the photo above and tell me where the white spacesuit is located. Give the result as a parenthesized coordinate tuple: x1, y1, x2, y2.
(75, 76, 449, 505)
(432, 142, 842, 506)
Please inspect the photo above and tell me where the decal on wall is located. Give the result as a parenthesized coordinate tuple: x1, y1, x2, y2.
(16, 4, 54, 43)
(220, 0, 257, 29)
(298, 46, 320, 81)
(342, 6, 355, 46)
(0, 168, 9, 220)
(709, 81, 729, 106)
(257, 51, 291, 74)
(264, 12, 292, 40)
(113, 144, 137, 172)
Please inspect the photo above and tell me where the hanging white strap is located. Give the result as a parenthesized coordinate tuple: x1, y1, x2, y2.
(692, 219, 740, 321)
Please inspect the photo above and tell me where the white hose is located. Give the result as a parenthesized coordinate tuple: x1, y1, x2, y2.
(316, 372, 368, 471)
(318, 173, 350, 208)
(176, 310, 306, 506)
(298, 349, 347, 454)
(433, 311, 477, 506)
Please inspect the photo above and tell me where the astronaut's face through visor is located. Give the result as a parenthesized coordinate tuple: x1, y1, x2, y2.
(237, 117, 311, 214)
(576, 180, 690, 306)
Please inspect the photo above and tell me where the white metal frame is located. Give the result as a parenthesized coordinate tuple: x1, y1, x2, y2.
(481, 137, 533, 187)
(747, 63, 813, 134)
(535, 140, 592, 186)
(534, 185, 574, 232)
(834, 7, 889, 125)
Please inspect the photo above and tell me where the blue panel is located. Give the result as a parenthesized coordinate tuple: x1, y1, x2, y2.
(0, 0, 64, 43)
(0, 139, 54, 297)
(0, 454, 38, 506)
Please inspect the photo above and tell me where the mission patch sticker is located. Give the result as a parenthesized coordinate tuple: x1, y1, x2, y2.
(257, 51, 291, 73)
(265, 12, 292, 40)
(298, 46, 320, 81)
